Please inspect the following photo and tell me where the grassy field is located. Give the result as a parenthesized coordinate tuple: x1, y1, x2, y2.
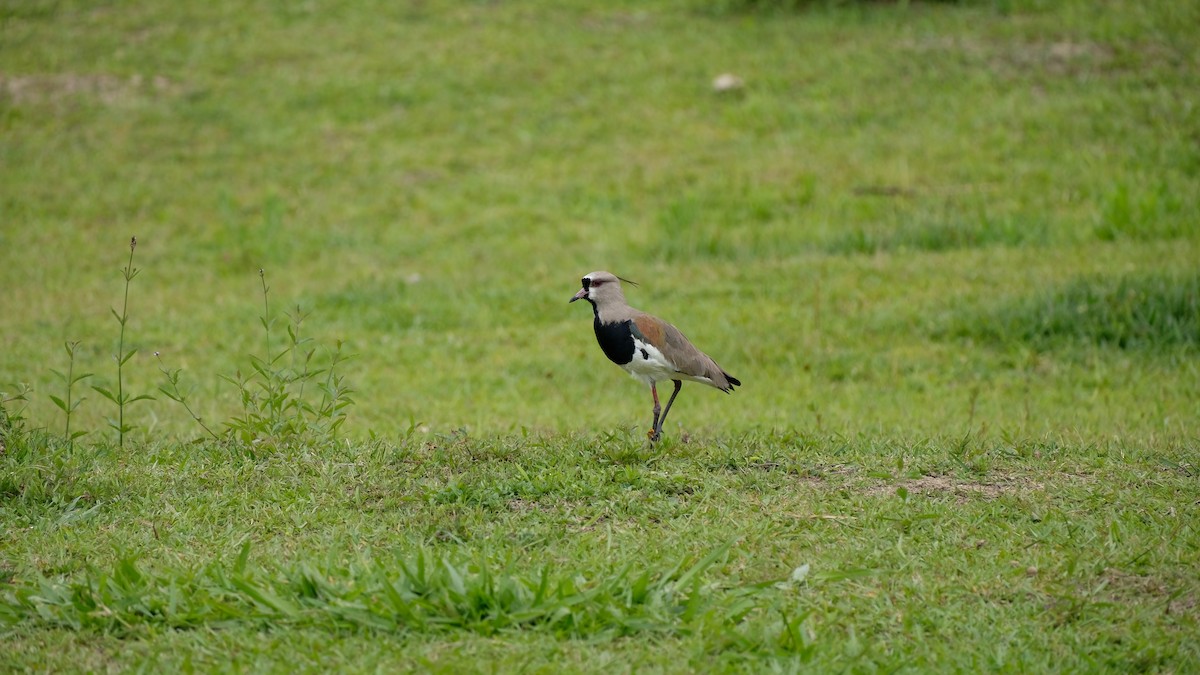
(2, 0, 1198, 671)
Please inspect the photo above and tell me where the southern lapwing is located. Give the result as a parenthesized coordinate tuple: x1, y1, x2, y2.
(570, 271, 741, 442)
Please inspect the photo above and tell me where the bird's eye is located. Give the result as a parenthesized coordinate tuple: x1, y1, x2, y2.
(591, 279, 603, 287)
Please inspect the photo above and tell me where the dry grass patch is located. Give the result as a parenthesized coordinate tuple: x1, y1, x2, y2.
(864, 473, 1045, 502)
(0, 72, 181, 106)
(901, 36, 1116, 76)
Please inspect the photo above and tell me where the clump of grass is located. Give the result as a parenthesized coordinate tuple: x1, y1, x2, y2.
(1094, 182, 1192, 243)
(92, 237, 154, 447)
(0, 384, 32, 464)
(0, 414, 103, 507)
(948, 272, 1200, 352)
(154, 269, 355, 448)
(0, 543, 774, 639)
(219, 269, 355, 448)
(48, 341, 92, 446)
(1, 383, 31, 440)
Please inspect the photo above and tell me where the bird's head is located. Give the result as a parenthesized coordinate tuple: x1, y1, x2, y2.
(569, 271, 635, 306)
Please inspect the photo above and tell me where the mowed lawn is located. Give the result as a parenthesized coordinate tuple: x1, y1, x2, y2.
(2, 0, 1198, 671)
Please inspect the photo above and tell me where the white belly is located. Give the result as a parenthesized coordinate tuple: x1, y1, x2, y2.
(620, 338, 715, 387)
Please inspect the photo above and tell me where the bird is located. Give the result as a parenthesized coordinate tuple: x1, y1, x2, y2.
(570, 271, 741, 442)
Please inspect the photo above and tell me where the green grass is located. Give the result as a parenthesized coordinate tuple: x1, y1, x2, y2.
(2, 431, 1197, 670)
(953, 271, 1200, 353)
(3, 0, 1199, 670)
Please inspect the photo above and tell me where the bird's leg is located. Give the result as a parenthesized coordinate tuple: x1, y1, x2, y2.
(648, 383, 662, 442)
(654, 380, 683, 439)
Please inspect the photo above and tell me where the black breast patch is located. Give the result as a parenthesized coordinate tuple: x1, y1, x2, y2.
(593, 317, 636, 365)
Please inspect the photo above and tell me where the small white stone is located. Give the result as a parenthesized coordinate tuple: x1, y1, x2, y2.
(712, 73, 744, 92)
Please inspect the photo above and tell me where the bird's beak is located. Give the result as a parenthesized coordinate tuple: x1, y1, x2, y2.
(569, 287, 587, 303)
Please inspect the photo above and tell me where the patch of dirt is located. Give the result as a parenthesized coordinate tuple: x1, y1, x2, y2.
(901, 37, 1116, 77)
(1005, 40, 1115, 76)
(864, 474, 1044, 502)
(0, 73, 182, 106)
(580, 11, 652, 31)
(507, 498, 541, 513)
(778, 463, 856, 481)
(1096, 568, 1197, 615)
(1102, 567, 1169, 596)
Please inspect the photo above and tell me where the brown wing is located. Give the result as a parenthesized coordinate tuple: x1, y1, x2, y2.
(633, 313, 737, 391)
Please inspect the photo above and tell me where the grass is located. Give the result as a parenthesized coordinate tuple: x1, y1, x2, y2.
(90, 236, 154, 447)
(952, 271, 1200, 353)
(2, 0, 1199, 670)
(1, 540, 755, 638)
(48, 340, 91, 445)
(1, 431, 1197, 670)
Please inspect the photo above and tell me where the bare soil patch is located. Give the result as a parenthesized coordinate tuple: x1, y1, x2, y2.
(0, 73, 180, 106)
(864, 474, 1045, 502)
